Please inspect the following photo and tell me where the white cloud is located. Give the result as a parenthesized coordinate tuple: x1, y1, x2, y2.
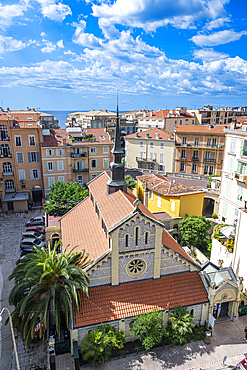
(64, 50, 76, 55)
(191, 30, 247, 47)
(0, 35, 26, 53)
(41, 32, 46, 37)
(92, 0, 229, 33)
(0, 0, 29, 28)
(193, 48, 229, 61)
(36, 0, 72, 21)
(204, 17, 231, 30)
(41, 40, 57, 53)
(57, 39, 64, 48)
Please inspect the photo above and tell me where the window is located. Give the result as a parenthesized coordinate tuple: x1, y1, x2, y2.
(242, 140, 247, 156)
(89, 147, 98, 154)
(209, 165, 214, 175)
(125, 234, 129, 248)
(90, 174, 97, 180)
(0, 124, 8, 141)
(138, 162, 143, 169)
(126, 258, 147, 277)
(229, 137, 236, 154)
(193, 150, 198, 159)
(46, 162, 55, 171)
(57, 161, 64, 171)
(58, 176, 64, 182)
(222, 201, 228, 218)
(148, 163, 154, 170)
(30, 169, 41, 180)
(76, 175, 84, 185)
(28, 152, 39, 162)
(192, 119, 194, 124)
(210, 152, 215, 160)
(75, 160, 84, 171)
(103, 158, 109, 168)
(46, 149, 54, 156)
(224, 178, 230, 198)
(140, 141, 144, 147)
(145, 232, 148, 245)
(182, 137, 187, 145)
(192, 163, 197, 173)
(181, 149, 186, 159)
(150, 142, 154, 148)
(207, 138, 211, 147)
(180, 120, 182, 125)
(171, 200, 175, 213)
(180, 162, 185, 172)
(204, 165, 208, 175)
(157, 193, 161, 208)
(194, 138, 199, 146)
(158, 165, 164, 171)
(29, 135, 35, 146)
(2, 162, 12, 173)
(99, 135, 105, 140)
(5, 179, 14, 190)
(139, 151, 144, 160)
(103, 146, 109, 153)
(190, 309, 194, 317)
(15, 136, 21, 146)
(19, 170, 25, 181)
(56, 148, 64, 156)
(91, 159, 97, 168)
(212, 138, 217, 148)
(160, 142, 164, 149)
(149, 152, 153, 161)
(135, 227, 139, 246)
(205, 151, 210, 160)
(17, 152, 23, 163)
(160, 153, 164, 163)
(236, 185, 243, 205)
(1, 143, 10, 157)
(48, 177, 55, 188)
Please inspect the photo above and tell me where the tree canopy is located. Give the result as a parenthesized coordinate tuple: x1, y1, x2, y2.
(8, 244, 91, 347)
(179, 213, 211, 249)
(44, 181, 88, 216)
(125, 175, 137, 191)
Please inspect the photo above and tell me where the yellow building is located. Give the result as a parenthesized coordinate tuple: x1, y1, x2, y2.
(137, 174, 205, 217)
(41, 127, 113, 197)
(0, 111, 43, 211)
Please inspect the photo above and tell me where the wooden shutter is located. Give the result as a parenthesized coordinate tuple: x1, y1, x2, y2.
(28, 152, 31, 162)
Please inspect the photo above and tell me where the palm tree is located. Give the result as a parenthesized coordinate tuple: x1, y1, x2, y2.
(167, 305, 195, 345)
(8, 243, 91, 347)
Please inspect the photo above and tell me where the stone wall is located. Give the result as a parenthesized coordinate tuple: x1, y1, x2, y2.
(88, 257, 111, 287)
(160, 249, 190, 276)
(119, 252, 154, 284)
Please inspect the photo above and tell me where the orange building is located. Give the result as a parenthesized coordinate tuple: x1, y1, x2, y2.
(174, 125, 226, 176)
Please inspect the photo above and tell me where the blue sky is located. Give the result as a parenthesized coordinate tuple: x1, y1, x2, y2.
(0, 0, 247, 111)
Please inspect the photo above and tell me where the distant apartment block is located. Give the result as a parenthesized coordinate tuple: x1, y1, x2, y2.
(174, 125, 226, 176)
(125, 128, 175, 172)
(188, 105, 247, 126)
(41, 127, 113, 197)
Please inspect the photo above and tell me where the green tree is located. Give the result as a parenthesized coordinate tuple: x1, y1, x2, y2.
(121, 157, 125, 165)
(44, 181, 88, 216)
(179, 213, 211, 250)
(125, 175, 137, 191)
(8, 244, 91, 347)
(130, 309, 164, 350)
(164, 305, 195, 345)
(80, 324, 125, 364)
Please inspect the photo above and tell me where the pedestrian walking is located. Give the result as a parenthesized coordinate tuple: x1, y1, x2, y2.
(244, 326, 247, 341)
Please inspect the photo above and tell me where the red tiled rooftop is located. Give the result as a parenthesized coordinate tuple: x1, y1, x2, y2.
(162, 229, 193, 261)
(175, 124, 228, 134)
(126, 128, 174, 140)
(74, 271, 208, 327)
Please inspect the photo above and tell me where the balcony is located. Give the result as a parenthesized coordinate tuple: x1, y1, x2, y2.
(2, 171, 13, 176)
(0, 136, 9, 142)
(5, 187, 15, 193)
(180, 156, 186, 160)
(175, 142, 181, 146)
(71, 152, 87, 158)
(73, 168, 89, 173)
(234, 172, 247, 183)
(136, 157, 156, 163)
(242, 150, 247, 157)
(1, 153, 11, 158)
(191, 156, 199, 161)
(204, 158, 216, 163)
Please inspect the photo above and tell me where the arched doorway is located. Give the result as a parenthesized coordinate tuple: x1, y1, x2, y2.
(32, 185, 43, 206)
(203, 197, 215, 217)
(51, 233, 60, 251)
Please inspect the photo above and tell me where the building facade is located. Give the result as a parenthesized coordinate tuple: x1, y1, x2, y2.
(174, 125, 225, 176)
(187, 105, 245, 126)
(41, 128, 113, 197)
(125, 128, 175, 172)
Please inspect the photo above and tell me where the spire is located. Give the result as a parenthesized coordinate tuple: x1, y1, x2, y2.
(106, 94, 127, 194)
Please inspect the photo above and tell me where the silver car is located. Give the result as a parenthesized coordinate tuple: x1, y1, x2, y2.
(22, 231, 45, 241)
(20, 238, 46, 250)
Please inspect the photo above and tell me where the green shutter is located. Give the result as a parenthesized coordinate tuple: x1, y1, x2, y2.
(240, 140, 244, 155)
(237, 161, 241, 174)
(53, 162, 55, 171)
(45, 162, 48, 171)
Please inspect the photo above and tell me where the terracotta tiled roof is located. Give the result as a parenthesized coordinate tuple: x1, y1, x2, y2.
(0, 113, 11, 121)
(42, 128, 113, 147)
(162, 229, 193, 261)
(137, 174, 204, 197)
(60, 197, 109, 262)
(175, 125, 228, 134)
(139, 110, 194, 119)
(126, 128, 174, 140)
(73, 271, 208, 327)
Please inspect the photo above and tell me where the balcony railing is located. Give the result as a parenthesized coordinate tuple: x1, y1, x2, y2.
(136, 157, 156, 163)
(234, 172, 247, 183)
(71, 152, 87, 158)
(1, 153, 11, 158)
(5, 187, 15, 193)
(191, 156, 199, 161)
(204, 158, 216, 163)
(180, 156, 186, 160)
(0, 137, 9, 142)
(73, 168, 89, 173)
(2, 171, 13, 176)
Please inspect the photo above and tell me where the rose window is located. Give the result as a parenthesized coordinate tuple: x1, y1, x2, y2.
(126, 258, 147, 278)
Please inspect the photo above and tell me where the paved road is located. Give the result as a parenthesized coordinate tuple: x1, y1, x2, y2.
(0, 210, 47, 370)
(81, 316, 247, 370)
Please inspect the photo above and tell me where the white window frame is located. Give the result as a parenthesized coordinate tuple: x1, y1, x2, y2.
(140, 141, 144, 147)
(29, 135, 35, 146)
(17, 152, 23, 163)
(90, 159, 98, 169)
(15, 136, 22, 147)
(46, 149, 54, 156)
(150, 142, 154, 148)
(171, 200, 175, 213)
(47, 161, 55, 171)
(48, 177, 55, 188)
(30, 152, 38, 162)
(89, 147, 98, 154)
(150, 190, 153, 200)
(56, 148, 64, 156)
(19, 170, 25, 181)
(157, 193, 161, 208)
(103, 146, 109, 153)
(103, 158, 109, 168)
(58, 176, 64, 182)
(57, 161, 64, 171)
(160, 142, 164, 149)
(160, 153, 164, 163)
(180, 162, 185, 172)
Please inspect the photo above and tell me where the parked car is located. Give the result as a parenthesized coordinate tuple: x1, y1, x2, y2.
(20, 238, 46, 250)
(235, 359, 247, 370)
(25, 216, 45, 227)
(25, 226, 45, 234)
(22, 231, 45, 241)
(20, 248, 36, 257)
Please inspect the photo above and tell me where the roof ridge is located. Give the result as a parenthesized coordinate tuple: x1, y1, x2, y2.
(120, 190, 135, 210)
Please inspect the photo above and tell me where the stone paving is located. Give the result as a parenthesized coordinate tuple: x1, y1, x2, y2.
(0, 210, 48, 370)
(81, 316, 247, 370)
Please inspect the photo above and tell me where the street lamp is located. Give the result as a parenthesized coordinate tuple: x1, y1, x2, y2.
(0, 307, 20, 370)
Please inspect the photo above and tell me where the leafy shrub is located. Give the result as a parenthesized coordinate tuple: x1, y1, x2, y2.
(164, 306, 195, 345)
(80, 324, 125, 364)
(130, 309, 164, 350)
(125, 175, 137, 191)
(212, 213, 218, 219)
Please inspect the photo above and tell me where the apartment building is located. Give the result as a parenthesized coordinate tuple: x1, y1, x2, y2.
(41, 128, 113, 197)
(187, 105, 247, 126)
(0, 112, 43, 211)
(125, 128, 175, 172)
(174, 125, 226, 176)
(137, 107, 195, 133)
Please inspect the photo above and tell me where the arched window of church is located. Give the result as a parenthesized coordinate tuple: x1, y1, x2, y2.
(135, 227, 139, 246)
(125, 234, 129, 248)
(145, 232, 148, 245)
(190, 309, 194, 317)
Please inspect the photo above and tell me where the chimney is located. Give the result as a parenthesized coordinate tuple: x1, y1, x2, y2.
(155, 132, 159, 140)
(63, 138, 67, 145)
(146, 133, 149, 139)
(136, 132, 138, 138)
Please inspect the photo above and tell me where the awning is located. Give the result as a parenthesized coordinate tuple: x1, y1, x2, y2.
(3, 191, 30, 202)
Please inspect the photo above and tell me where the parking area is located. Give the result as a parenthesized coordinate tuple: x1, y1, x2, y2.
(0, 210, 48, 370)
